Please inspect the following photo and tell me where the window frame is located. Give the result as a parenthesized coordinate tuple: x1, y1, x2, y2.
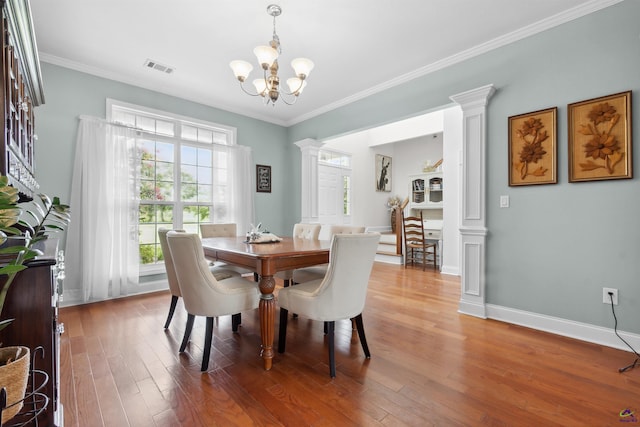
(107, 99, 237, 275)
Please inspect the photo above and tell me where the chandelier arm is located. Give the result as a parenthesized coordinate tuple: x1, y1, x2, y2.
(238, 82, 261, 97)
(279, 93, 299, 106)
(281, 77, 305, 96)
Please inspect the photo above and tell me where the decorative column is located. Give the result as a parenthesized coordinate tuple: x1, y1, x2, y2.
(295, 138, 323, 223)
(450, 84, 495, 319)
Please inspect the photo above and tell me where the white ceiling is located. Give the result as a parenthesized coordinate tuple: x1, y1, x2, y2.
(29, 0, 619, 127)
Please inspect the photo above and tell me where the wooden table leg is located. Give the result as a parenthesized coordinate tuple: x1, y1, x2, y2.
(258, 274, 276, 370)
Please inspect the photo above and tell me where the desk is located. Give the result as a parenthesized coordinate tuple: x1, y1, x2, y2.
(201, 236, 330, 370)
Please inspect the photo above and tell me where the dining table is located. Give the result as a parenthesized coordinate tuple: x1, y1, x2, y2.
(201, 236, 331, 370)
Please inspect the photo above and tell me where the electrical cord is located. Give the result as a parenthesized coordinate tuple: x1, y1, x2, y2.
(608, 292, 640, 372)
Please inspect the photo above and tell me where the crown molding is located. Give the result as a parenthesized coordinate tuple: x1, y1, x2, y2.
(39, 53, 289, 127)
(39, 0, 622, 128)
(286, 0, 623, 126)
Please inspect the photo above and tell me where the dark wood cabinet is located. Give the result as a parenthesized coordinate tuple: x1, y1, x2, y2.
(1, 0, 45, 200)
(0, 239, 62, 427)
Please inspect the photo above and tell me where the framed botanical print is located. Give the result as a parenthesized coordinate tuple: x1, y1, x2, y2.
(256, 164, 271, 193)
(568, 91, 632, 182)
(508, 107, 557, 186)
(375, 154, 391, 192)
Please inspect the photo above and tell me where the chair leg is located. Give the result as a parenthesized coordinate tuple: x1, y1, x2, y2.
(232, 313, 241, 332)
(353, 314, 371, 358)
(327, 321, 336, 378)
(201, 317, 214, 371)
(180, 314, 195, 352)
(278, 308, 289, 353)
(291, 281, 298, 318)
(324, 321, 328, 335)
(164, 295, 179, 329)
(433, 245, 437, 269)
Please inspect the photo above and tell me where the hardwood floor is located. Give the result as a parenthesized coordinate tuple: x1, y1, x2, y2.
(59, 263, 640, 426)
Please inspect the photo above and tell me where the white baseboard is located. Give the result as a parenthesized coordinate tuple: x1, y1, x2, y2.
(486, 303, 640, 353)
(440, 265, 460, 276)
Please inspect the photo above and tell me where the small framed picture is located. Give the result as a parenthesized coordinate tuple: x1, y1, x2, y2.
(375, 154, 392, 192)
(568, 91, 632, 182)
(508, 107, 557, 186)
(256, 164, 271, 193)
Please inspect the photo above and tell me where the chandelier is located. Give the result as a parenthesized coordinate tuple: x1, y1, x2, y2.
(229, 4, 314, 106)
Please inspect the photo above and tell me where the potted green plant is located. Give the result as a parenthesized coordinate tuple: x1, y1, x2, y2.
(0, 175, 70, 422)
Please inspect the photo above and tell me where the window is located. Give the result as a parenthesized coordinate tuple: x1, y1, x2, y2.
(343, 175, 351, 215)
(108, 100, 236, 272)
(319, 150, 351, 168)
(317, 149, 352, 224)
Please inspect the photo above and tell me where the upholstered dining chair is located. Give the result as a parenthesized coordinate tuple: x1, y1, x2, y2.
(158, 228, 241, 329)
(158, 228, 184, 329)
(401, 211, 437, 270)
(166, 231, 260, 371)
(200, 223, 237, 238)
(277, 232, 380, 377)
(199, 222, 254, 277)
(291, 224, 366, 284)
(275, 223, 322, 287)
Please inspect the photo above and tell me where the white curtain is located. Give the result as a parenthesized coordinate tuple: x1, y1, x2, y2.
(213, 144, 254, 236)
(66, 116, 141, 302)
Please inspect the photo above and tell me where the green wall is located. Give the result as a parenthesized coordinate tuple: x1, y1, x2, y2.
(34, 1, 640, 334)
(289, 1, 640, 333)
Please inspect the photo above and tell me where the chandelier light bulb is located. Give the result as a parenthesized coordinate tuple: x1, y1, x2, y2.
(254, 46, 278, 70)
(291, 58, 314, 79)
(287, 77, 306, 95)
(253, 78, 268, 96)
(229, 60, 253, 82)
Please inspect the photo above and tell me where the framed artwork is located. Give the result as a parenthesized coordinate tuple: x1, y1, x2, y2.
(256, 164, 271, 193)
(375, 154, 392, 192)
(568, 91, 632, 182)
(508, 107, 557, 186)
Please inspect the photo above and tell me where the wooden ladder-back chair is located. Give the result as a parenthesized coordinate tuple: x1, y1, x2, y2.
(401, 211, 437, 270)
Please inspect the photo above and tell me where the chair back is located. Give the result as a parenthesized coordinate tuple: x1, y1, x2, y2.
(402, 211, 426, 247)
(312, 233, 380, 320)
(293, 223, 321, 240)
(158, 228, 183, 297)
(200, 223, 237, 238)
(166, 231, 253, 316)
(327, 225, 366, 236)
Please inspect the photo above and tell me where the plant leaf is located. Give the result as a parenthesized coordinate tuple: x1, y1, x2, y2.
(531, 167, 548, 176)
(0, 264, 28, 275)
(0, 318, 15, 332)
(579, 161, 605, 171)
(0, 245, 29, 254)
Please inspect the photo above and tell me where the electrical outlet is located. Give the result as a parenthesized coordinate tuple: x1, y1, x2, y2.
(603, 287, 618, 305)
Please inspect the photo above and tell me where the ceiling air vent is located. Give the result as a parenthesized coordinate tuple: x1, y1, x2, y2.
(143, 59, 174, 74)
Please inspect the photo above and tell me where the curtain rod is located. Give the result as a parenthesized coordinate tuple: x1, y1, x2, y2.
(78, 115, 143, 132)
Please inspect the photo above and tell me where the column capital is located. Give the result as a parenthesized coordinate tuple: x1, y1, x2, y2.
(450, 84, 496, 111)
(295, 138, 323, 151)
